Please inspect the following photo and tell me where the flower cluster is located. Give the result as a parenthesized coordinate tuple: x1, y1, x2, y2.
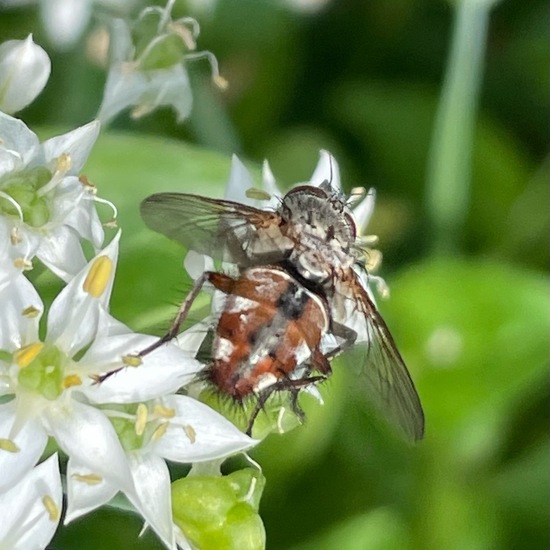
(0, 31, 258, 550)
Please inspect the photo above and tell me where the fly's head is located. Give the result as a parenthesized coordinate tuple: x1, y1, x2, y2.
(278, 183, 360, 287)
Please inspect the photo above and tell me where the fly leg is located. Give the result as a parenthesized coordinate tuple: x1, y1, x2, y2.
(95, 271, 216, 384)
(324, 322, 357, 360)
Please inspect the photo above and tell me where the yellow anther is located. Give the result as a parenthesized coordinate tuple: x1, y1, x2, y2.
(72, 472, 103, 485)
(82, 255, 112, 298)
(213, 74, 229, 90)
(103, 218, 118, 229)
(9, 227, 21, 245)
(13, 258, 33, 271)
(135, 403, 148, 436)
(122, 354, 142, 367)
(245, 188, 271, 201)
(151, 422, 169, 442)
(153, 404, 176, 419)
(183, 424, 196, 444)
(167, 21, 196, 50)
(365, 248, 382, 272)
(56, 153, 72, 173)
(14, 342, 44, 368)
(63, 374, 82, 389)
(21, 305, 41, 318)
(42, 495, 60, 522)
(0, 438, 19, 453)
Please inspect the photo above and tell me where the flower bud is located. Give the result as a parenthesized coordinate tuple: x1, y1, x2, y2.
(0, 35, 51, 114)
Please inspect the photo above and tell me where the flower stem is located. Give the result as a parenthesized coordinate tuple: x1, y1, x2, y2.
(426, 0, 497, 254)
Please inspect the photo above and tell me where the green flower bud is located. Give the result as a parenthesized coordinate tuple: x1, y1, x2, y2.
(172, 470, 266, 550)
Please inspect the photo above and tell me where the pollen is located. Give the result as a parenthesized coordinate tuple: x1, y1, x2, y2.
(79, 175, 97, 195)
(151, 421, 169, 442)
(9, 226, 21, 245)
(135, 403, 148, 436)
(63, 374, 82, 388)
(72, 472, 103, 485)
(245, 188, 271, 201)
(213, 74, 229, 90)
(183, 424, 196, 444)
(83, 255, 112, 298)
(153, 404, 176, 419)
(13, 257, 33, 271)
(56, 152, 72, 174)
(21, 305, 41, 318)
(122, 354, 142, 367)
(14, 342, 44, 368)
(42, 495, 60, 522)
(0, 438, 19, 453)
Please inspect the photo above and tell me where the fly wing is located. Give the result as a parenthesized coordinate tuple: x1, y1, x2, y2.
(345, 275, 425, 442)
(140, 192, 287, 265)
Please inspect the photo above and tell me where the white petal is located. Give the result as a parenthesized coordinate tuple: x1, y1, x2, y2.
(183, 250, 214, 281)
(44, 400, 134, 494)
(352, 188, 376, 233)
(0, 402, 48, 493)
(41, 119, 100, 173)
(126, 452, 175, 550)
(57, 179, 104, 248)
(0, 35, 51, 114)
(175, 321, 209, 359)
(39, 0, 92, 50)
(64, 457, 118, 523)
(83, 332, 200, 404)
(261, 160, 284, 209)
(0, 257, 42, 351)
(310, 149, 341, 190)
(152, 395, 257, 463)
(0, 453, 62, 550)
(224, 154, 255, 205)
(0, 111, 39, 172)
(46, 231, 120, 356)
(35, 224, 87, 282)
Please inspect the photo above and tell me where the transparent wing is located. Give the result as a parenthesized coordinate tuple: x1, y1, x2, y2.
(347, 275, 425, 442)
(140, 192, 285, 264)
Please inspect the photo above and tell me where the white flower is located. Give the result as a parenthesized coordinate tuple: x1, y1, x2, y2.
(1, 0, 137, 51)
(0, 232, 196, 495)
(65, 393, 257, 550)
(0, 453, 62, 550)
(0, 112, 109, 281)
(0, 35, 51, 115)
(97, 4, 225, 125)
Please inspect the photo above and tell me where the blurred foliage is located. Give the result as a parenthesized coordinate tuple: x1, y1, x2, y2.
(0, 0, 548, 549)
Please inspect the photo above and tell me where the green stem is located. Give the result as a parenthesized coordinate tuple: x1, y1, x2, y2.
(426, 0, 496, 254)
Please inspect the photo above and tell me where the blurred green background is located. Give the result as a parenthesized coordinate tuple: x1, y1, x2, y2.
(1, 0, 548, 548)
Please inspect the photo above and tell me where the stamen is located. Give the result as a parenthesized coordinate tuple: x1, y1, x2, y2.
(0, 438, 19, 452)
(42, 495, 60, 522)
(79, 175, 97, 195)
(72, 472, 103, 485)
(167, 21, 197, 50)
(10, 226, 22, 245)
(55, 153, 72, 174)
(135, 403, 148, 436)
(14, 342, 44, 368)
(245, 188, 271, 201)
(185, 50, 228, 90)
(63, 374, 82, 388)
(83, 255, 112, 298)
(153, 404, 176, 418)
(244, 476, 257, 503)
(122, 354, 142, 367)
(13, 257, 33, 271)
(183, 424, 196, 443)
(0, 190, 24, 221)
(21, 305, 41, 318)
(151, 421, 169, 441)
